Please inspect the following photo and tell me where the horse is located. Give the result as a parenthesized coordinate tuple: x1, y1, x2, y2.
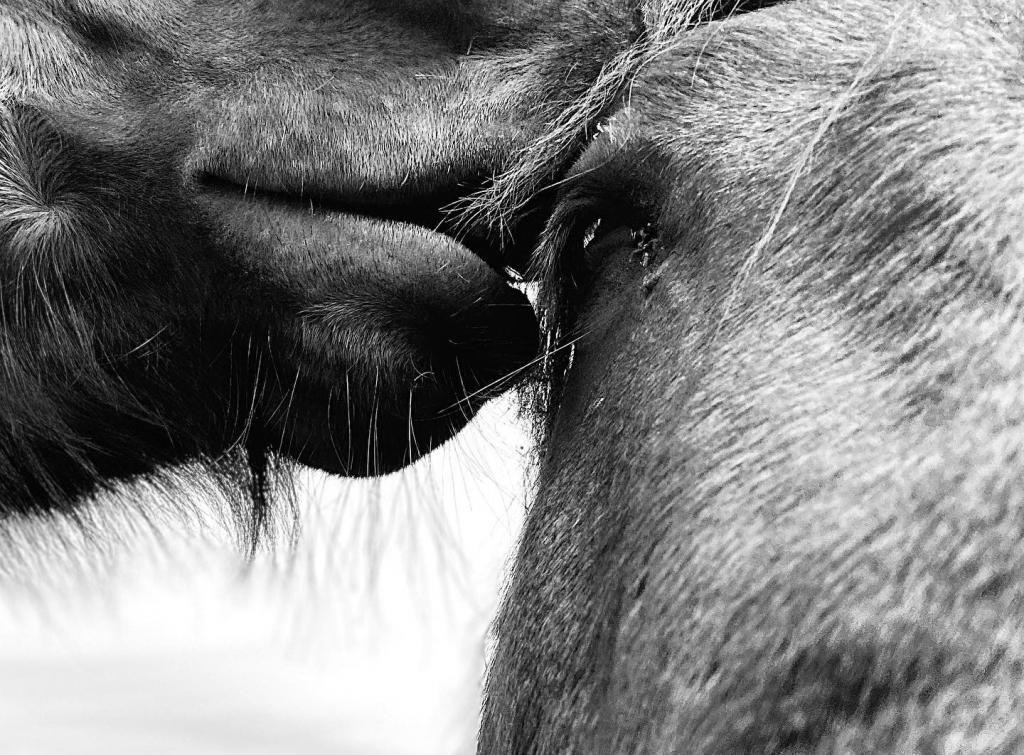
(483, 0, 1024, 751)
(11, 0, 1021, 750)
(0, 0, 648, 543)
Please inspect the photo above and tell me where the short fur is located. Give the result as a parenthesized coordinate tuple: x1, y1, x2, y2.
(0, 0, 646, 541)
(484, 1, 1024, 752)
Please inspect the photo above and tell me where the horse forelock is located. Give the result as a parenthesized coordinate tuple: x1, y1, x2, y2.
(450, 1, 794, 242)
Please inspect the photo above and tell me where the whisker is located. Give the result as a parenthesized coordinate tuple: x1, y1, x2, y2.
(437, 330, 591, 414)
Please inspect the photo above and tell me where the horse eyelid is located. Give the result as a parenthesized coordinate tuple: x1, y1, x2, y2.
(573, 215, 657, 280)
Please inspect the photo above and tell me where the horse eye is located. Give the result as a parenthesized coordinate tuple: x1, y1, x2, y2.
(575, 218, 658, 283)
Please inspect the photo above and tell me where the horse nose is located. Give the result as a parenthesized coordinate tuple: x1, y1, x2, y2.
(399, 237, 538, 415)
(443, 276, 538, 397)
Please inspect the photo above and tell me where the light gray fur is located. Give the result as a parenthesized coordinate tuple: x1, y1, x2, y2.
(485, 1, 1024, 752)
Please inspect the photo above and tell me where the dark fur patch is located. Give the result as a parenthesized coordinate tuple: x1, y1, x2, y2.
(0, 0, 648, 550)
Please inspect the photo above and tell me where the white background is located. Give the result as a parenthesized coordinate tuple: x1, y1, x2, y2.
(0, 396, 531, 755)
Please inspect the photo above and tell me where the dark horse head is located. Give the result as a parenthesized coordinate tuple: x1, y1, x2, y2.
(0, 0, 643, 537)
(485, 0, 1024, 751)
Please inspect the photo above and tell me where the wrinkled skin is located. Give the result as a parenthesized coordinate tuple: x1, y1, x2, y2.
(485, 1, 1024, 752)
(0, 0, 640, 513)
